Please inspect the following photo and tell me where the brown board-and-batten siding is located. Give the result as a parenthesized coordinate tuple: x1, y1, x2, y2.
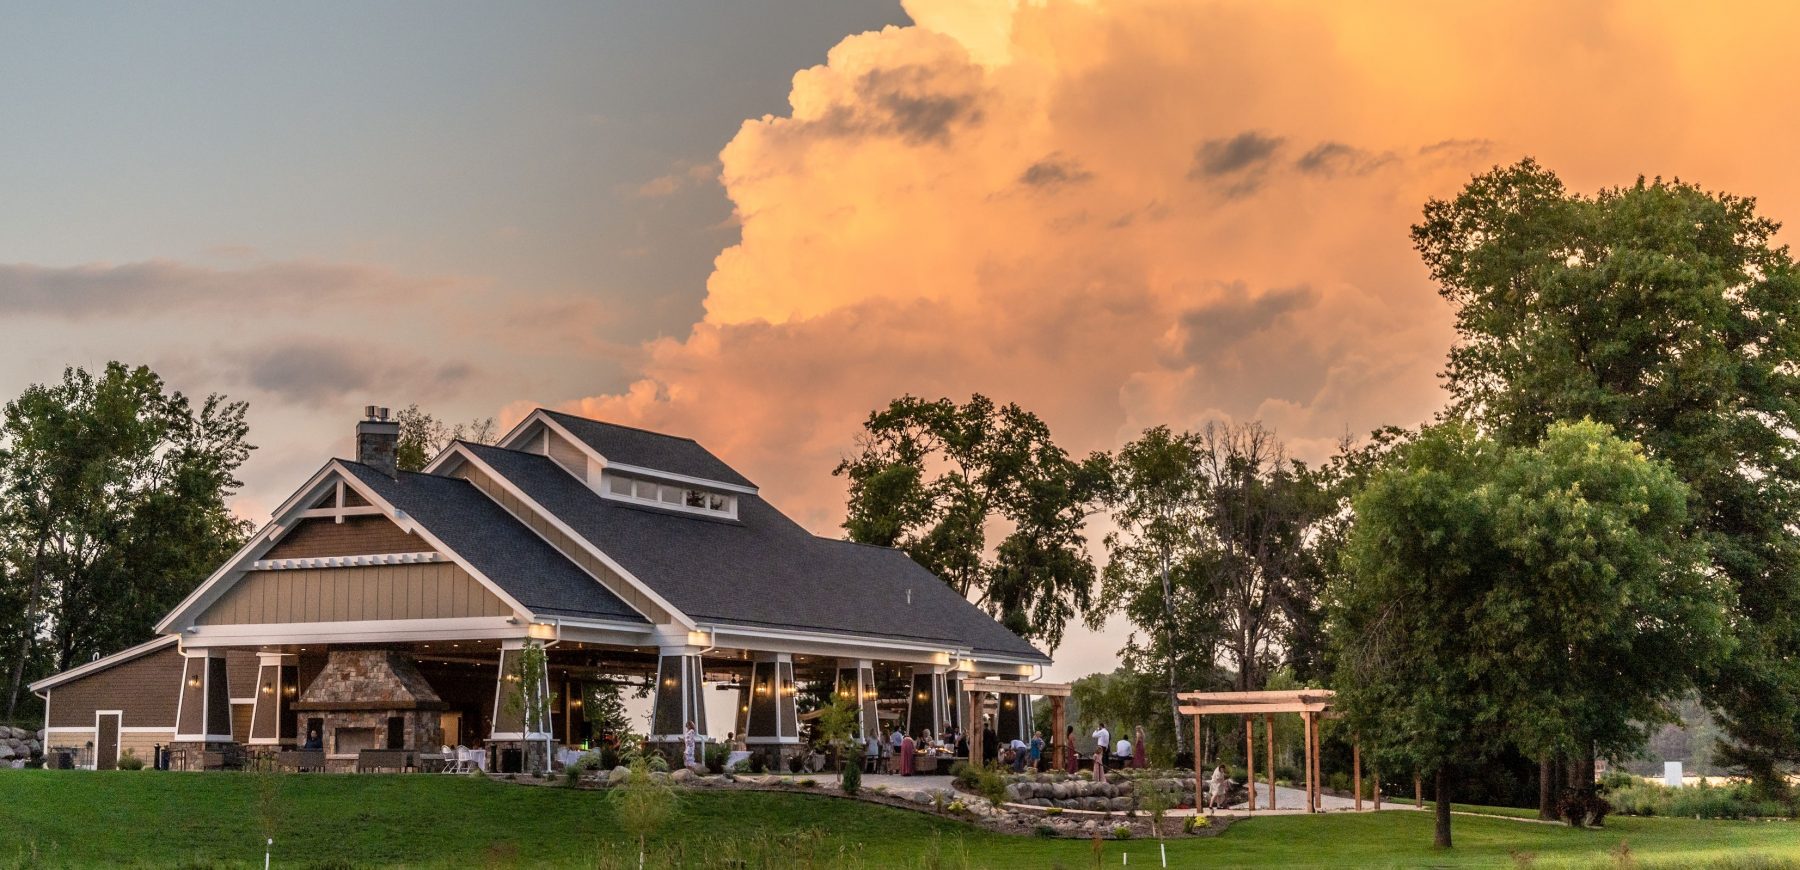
(44, 644, 182, 763)
(195, 562, 509, 625)
(265, 516, 425, 559)
(450, 463, 675, 625)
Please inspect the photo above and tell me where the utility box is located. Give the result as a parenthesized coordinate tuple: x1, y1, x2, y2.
(1664, 761, 1683, 787)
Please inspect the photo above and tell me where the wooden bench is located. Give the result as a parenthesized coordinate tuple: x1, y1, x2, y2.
(356, 749, 415, 773)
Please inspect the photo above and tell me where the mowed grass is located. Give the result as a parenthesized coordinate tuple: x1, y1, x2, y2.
(1, 771, 1799, 868)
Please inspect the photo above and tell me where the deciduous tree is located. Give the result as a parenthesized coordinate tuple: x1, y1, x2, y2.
(0, 363, 252, 718)
(1414, 159, 1800, 782)
(1332, 422, 1728, 847)
(835, 395, 1106, 651)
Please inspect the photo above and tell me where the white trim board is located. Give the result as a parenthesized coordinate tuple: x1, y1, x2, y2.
(155, 461, 537, 635)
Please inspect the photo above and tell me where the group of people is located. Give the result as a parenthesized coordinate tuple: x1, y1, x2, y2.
(1065, 723, 1148, 774)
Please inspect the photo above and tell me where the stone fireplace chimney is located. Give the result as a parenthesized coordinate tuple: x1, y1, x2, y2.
(356, 405, 399, 477)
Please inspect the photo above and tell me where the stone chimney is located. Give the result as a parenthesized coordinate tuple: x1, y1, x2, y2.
(356, 405, 399, 477)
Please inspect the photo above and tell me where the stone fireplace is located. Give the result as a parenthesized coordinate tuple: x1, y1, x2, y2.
(292, 649, 446, 771)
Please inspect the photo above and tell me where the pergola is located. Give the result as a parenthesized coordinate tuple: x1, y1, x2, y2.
(959, 678, 1072, 769)
(1177, 689, 1378, 813)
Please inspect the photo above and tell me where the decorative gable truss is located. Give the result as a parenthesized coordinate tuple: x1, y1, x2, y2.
(154, 462, 539, 647)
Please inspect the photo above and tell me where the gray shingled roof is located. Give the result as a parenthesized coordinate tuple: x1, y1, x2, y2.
(459, 442, 1048, 662)
(540, 410, 755, 488)
(339, 462, 647, 624)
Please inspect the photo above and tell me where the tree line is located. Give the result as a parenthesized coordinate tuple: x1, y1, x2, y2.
(836, 159, 1800, 847)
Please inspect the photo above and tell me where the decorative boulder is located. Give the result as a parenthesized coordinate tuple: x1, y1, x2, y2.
(608, 765, 631, 784)
(670, 768, 694, 784)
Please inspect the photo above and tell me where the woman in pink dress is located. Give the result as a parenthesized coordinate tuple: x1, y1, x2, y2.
(1133, 726, 1147, 769)
(900, 732, 916, 776)
(1064, 725, 1080, 773)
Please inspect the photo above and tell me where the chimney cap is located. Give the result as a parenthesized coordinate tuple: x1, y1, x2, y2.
(362, 405, 391, 422)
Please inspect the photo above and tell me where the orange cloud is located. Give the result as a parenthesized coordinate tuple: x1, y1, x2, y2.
(563, 0, 1800, 538)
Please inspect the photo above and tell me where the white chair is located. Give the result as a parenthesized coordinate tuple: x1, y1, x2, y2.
(445, 747, 469, 774)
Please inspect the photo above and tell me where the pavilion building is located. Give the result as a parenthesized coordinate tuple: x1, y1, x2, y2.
(29, 408, 1049, 770)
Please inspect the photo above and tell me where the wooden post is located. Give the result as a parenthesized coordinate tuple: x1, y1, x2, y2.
(1050, 696, 1066, 771)
(1244, 715, 1255, 814)
(1193, 715, 1202, 798)
(972, 691, 986, 767)
(1265, 713, 1275, 810)
(1353, 742, 1362, 811)
(1312, 712, 1322, 813)
(1302, 712, 1315, 813)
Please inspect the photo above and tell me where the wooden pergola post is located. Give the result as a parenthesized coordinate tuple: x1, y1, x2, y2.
(1353, 742, 1362, 811)
(1050, 696, 1066, 771)
(1264, 713, 1275, 810)
(958, 677, 1071, 772)
(1244, 715, 1255, 814)
(1302, 711, 1315, 813)
(966, 688, 982, 767)
(1193, 714, 1202, 797)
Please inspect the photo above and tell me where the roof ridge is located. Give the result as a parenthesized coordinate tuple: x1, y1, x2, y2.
(817, 535, 908, 554)
(539, 408, 704, 444)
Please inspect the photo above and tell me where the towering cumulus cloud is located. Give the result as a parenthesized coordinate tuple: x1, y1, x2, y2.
(568, 0, 1800, 530)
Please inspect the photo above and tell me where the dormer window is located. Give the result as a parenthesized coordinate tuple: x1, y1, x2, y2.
(605, 473, 737, 518)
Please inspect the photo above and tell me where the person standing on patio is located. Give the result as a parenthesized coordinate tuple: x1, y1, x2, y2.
(1132, 726, 1147, 769)
(1064, 724, 1080, 773)
(900, 731, 916, 776)
(682, 721, 699, 769)
(1091, 723, 1110, 772)
(1209, 764, 1230, 812)
(1029, 730, 1044, 771)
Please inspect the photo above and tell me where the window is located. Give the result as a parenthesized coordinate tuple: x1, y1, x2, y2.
(601, 473, 736, 518)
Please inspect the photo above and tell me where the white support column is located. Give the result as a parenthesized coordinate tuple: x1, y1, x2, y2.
(247, 652, 298, 746)
(744, 652, 799, 753)
(174, 648, 233, 745)
(490, 639, 550, 741)
(651, 643, 707, 744)
(906, 664, 948, 740)
(835, 659, 879, 740)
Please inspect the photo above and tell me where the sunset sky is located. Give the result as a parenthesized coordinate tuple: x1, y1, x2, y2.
(6, 0, 1800, 680)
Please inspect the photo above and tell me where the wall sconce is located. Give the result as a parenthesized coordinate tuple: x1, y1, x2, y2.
(187, 675, 201, 689)
(283, 684, 297, 698)
(262, 683, 274, 696)
(571, 698, 582, 708)
(664, 678, 676, 687)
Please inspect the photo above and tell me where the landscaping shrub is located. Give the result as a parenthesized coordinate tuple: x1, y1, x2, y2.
(950, 760, 977, 789)
(786, 753, 805, 774)
(117, 750, 144, 771)
(646, 754, 669, 774)
(975, 764, 1009, 808)
(703, 743, 728, 775)
(1034, 824, 1059, 838)
(748, 751, 768, 774)
(1609, 779, 1791, 820)
(1111, 825, 1132, 840)
(841, 758, 861, 795)
(598, 745, 621, 770)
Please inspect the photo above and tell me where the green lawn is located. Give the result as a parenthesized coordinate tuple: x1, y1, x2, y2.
(1, 771, 1798, 868)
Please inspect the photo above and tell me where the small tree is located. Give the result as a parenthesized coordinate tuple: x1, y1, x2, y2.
(815, 691, 861, 785)
(608, 758, 677, 867)
(504, 643, 555, 773)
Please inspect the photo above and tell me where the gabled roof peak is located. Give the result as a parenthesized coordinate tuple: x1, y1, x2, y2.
(497, 407, 757, 490)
